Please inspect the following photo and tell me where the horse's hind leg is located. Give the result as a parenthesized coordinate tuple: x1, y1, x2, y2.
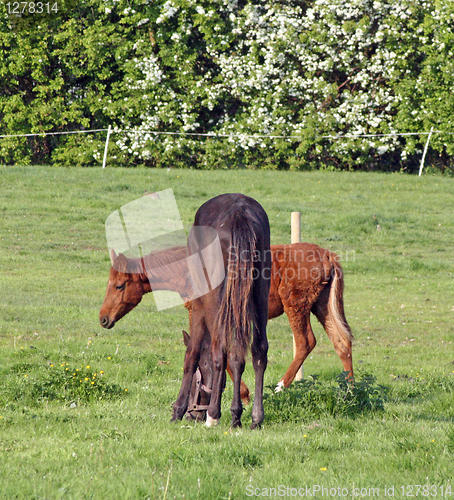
(226, 362, 250, 404)
(276, 307, 315, 391)
(250, 287, 269, 430)
(312, 285, 353, 379)
(205, 342, 227, 427)
(202, 308, 227, 427)
(228, 352, 245, 427)
(250, 323, 268, 429)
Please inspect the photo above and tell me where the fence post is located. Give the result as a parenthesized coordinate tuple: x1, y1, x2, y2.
(291, 212, 304, 381)
(102, 125, 112, 169)
(418, 126, 434, 177)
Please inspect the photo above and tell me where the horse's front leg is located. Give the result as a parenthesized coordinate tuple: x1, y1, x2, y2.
(275, 309, 314, 392)
(171, 354, 199, 421)
(171, 315, 205, 421)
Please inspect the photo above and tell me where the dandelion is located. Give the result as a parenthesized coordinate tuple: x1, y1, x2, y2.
(320, 467, 327, 471)
(86, 366, 90, 369)
(100, 371, 104, 375)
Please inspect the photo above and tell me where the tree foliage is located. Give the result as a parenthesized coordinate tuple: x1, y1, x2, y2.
(1, 0, 453, 171)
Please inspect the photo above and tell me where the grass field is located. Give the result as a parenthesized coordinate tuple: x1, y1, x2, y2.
(1, 166, 454, 500)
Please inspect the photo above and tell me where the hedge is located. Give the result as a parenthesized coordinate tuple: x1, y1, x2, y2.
(1, 0, 453, 172)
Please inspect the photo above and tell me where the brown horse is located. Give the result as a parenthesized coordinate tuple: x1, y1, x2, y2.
(171, 193, 271, 428)
(100, 242, 353, 400)
(99, 245, 191, 330)
(186, 243, 354, 420)
(269, 243, 353, 390)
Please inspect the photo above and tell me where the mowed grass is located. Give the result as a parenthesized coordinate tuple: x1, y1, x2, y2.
(1, 166, 454, 499)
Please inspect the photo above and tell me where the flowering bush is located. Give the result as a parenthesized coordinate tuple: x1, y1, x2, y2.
(2, 363, 125, 406)
(1, 0, 453, 171)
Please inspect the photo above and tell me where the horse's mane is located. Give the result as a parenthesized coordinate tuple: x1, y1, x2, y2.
(112, 246, 188, 282)
(142, 245, 188, 272)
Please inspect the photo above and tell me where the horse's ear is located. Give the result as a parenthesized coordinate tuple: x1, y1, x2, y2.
(113, 253, 129, 273)
(109, 248, 118, 264)
(182, 330, 190, 347)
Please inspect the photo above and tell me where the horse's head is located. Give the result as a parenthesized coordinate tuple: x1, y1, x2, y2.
(184, 330, 213, 421)
(99, 250, 148, 329)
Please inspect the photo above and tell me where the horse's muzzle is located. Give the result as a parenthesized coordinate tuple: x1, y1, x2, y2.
(100, 315, 115, 329)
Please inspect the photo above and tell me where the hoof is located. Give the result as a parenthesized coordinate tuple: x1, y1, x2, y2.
(205, 414, 219, 428)
(275, 380, 284, 393)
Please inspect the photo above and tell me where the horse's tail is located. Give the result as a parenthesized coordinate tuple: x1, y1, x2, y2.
(218, 213, 257, 359)
(327, 256, 354, 347)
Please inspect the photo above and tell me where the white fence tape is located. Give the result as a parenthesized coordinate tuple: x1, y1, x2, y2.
(0, 127, 450, 172)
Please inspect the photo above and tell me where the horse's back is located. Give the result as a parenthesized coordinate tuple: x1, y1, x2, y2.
(272, 242, 337, 282)
(269, 242, 339, 317)
(193, 193, 269, 237)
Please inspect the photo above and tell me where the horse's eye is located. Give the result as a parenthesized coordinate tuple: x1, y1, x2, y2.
(115, 284, 125, 291)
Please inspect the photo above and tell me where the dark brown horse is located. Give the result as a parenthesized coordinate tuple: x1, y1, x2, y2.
(100, 242, 353, 402)
(182, 330, 212, 418)
(171, 193, 271, 428)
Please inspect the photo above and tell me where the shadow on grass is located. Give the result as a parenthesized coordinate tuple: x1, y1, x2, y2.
(263, 371, 454, 424)
(263, 372, 387, 423)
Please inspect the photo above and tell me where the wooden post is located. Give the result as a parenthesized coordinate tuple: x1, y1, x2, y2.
(291, 211, 301, 244)
(291, 212, 304, 381)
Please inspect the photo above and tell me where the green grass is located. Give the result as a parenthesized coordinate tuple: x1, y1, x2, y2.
(1, 166, 454, 499)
